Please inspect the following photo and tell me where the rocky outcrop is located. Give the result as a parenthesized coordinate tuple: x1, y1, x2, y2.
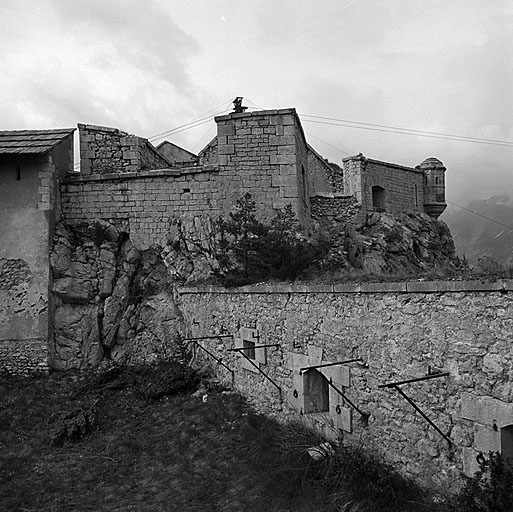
(162, 215, 220, 283)
(50, 221, 185, 370)
(323, 211, 463, 278)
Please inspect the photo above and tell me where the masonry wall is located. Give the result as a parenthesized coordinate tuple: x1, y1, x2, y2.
(79, 123, 170, 175)
(0, 153, 64, 374)
(214, 109, 309, 226)
(178, 280, 513, 488)
(60, 168, 221, 249)
(344, 156, 425, 219)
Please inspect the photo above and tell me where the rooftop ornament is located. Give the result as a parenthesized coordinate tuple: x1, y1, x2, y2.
(232, 97, 248, 113)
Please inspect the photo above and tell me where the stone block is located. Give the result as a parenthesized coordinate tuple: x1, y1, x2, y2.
(218, 144, 235, 155)
(271, 174, 296, 188)
(474, 424, 500, 452)
(463, 447, 481, 476)
(270, 154, 296, 165)
(405, 281, 438, 293)
(308, 345, 323, 365)
(287, 351, 309, 369)
(333, 283, 361, 293)
(460, 392, 513, 427)
(217, 123, 235, 136)
(282, 186, 297, 198)
(360, 282, 407, 293)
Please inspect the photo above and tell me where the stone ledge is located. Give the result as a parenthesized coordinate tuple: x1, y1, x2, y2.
(62, 166, 219, 184)
(178, 279, 513, 295)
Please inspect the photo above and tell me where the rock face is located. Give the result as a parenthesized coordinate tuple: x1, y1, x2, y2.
(324, 211, 463, 278)
(50, 221, 186, 370)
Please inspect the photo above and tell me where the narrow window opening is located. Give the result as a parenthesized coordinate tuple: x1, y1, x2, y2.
(501, 425, 513, 462)
(372, 185, 386, 212)
(304, 369, 329, 414)
(16, 165, 21, 181)
(182, 188, 190, 193)
(243, 339, 256, 360)
(414, 184, 418, 207)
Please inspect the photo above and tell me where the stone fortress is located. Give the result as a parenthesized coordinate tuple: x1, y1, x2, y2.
(1, 102, 512, 488)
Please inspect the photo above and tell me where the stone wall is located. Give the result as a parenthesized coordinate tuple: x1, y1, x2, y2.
(310, 194, 360, 229)
(0, 142, 72, 374)
(177, 280, 513, 488)
(60, 168, 220, 250)
(214, 109, 309, 226)
(78, 123, 171, 175)
(343, 155, 425, 219)
(308, 148, 344, 195)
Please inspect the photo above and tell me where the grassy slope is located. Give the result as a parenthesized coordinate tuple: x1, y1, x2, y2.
(0, 366, 446, 512)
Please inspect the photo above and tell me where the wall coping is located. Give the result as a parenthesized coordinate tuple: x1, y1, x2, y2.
(178, 279, 513, 295)
(342, 154, 423, 174)
(61, 165, 219, 184)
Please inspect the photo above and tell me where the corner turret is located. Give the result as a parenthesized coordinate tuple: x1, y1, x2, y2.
(417, 157, 446, 219)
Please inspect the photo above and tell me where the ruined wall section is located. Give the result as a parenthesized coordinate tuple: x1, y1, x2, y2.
(178, 280, 513, 488)
(308, 147, 345, 195)
(310, 195, 360, 229)
(79, 123, 171, 175)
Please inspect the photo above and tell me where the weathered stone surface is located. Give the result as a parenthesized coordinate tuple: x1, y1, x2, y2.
(53, 303, 103, 370)
(49, 221, 185, 369)
(162, 215, 219, 283)
(179, 285, 513, 488)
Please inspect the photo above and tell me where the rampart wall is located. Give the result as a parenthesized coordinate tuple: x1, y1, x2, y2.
(178, 280, 513, 488)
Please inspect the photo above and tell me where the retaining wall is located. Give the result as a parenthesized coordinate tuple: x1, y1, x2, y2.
(178, 279, 513, 488)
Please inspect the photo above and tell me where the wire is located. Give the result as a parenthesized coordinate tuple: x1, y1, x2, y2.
(305, 131, 351, 157)
(299, 115, 513, 148)
(148, 110, 227, 143)
(446, 200, 513, 231)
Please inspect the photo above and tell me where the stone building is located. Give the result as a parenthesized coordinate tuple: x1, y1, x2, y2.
(0, 128, 74, 373)
(0, 106, 448, 374)
(3, 107, 511, 488)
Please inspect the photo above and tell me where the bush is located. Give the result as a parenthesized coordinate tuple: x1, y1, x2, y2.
(50, 400, 98, 446)
(450, 451, 513, 512)
(74, 361, 199, 402)
(216, 193, 330, 286)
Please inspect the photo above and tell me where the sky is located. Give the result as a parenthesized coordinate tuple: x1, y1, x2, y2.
(1, 0, 512, 211)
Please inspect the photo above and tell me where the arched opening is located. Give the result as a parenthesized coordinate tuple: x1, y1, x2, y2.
(304, 369, 329, 414)
(372, 186, 386, 212)
(501, 425, 513, 462)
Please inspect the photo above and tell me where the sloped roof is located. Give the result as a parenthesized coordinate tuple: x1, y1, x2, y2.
(0, 128, 75, 155)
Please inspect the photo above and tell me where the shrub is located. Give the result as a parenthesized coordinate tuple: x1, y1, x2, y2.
(450, 451, 513, 512)
(216, 193, 330, 286)
(49, 400, 98, 446)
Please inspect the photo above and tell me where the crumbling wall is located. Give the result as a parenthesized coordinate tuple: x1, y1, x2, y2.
(78, 123, 171, 175)
(310, 194, 360, 229)
(178, 280, 513, 488)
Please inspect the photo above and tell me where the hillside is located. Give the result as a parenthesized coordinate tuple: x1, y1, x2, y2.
(443, 196, 513, 267)
(0, 363, 451, 512)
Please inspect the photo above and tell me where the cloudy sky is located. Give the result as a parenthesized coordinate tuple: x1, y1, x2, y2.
(2, 0, 512, 211)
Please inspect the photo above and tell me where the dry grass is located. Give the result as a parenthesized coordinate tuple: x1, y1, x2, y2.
(1, 364, 448, 512)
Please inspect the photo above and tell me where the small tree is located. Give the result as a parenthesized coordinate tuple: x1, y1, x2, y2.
(215, 194, 330, 286)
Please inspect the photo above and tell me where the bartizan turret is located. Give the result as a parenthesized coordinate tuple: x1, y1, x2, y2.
(418, 157, 447, 219)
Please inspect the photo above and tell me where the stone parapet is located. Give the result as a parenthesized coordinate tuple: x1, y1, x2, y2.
(178, 279, 513, 295)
